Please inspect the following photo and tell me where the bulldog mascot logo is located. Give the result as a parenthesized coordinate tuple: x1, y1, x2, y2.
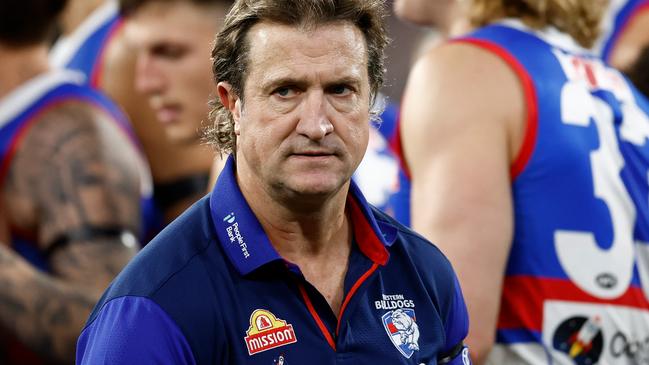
(382, 308, 420, 358)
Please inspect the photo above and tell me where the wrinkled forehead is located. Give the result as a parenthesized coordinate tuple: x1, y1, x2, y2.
(243, 21, 369, 87)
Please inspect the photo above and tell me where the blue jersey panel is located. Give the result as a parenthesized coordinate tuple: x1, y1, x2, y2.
(63, 17, 121, 85)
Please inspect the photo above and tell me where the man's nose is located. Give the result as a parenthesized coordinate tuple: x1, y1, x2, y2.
(295, 90, 334, 140)
(134, 54, 165, 95)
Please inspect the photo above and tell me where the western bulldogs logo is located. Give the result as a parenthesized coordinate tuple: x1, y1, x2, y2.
(382, 308, 420, 358)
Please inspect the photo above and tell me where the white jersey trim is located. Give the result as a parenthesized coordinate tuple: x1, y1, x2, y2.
(0, 70, 85, 129)
(50, 0, 119, 69)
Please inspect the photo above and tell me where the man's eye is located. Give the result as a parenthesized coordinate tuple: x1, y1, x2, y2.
(274, 87, 296, 97)
(151, 45, 186, 59)
(330, 85, 352, 95)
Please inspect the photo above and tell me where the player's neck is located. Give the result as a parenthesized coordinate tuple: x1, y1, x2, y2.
(0, 44, 50, 99)
(435, 2, 470, 38)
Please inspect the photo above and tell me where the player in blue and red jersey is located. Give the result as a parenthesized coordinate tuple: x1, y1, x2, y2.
(76, 0, 472, 364)
(51, 0, 220, 226)
(397, 0, 649, 363)
(0, 0, 144, 364)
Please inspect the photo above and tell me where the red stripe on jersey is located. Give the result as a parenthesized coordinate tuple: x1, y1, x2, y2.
(497, 275, 649, 331)
(452, 38, 539, 180)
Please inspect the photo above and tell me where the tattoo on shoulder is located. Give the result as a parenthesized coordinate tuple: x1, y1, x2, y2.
(6, 101, 144, 249)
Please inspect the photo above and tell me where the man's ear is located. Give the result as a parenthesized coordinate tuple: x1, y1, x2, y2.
(217, 82, 242, 133)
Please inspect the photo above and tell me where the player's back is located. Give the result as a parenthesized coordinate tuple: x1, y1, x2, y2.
(457, 19, 649, 364)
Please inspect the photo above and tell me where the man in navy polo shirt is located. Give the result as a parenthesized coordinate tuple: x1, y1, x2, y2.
(76, 0, 471, 363)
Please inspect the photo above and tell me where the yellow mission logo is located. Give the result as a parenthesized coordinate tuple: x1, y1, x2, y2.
(244, 309, 297, 355)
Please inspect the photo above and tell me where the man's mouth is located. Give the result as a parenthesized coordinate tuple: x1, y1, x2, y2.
(155, 105, 181, 124)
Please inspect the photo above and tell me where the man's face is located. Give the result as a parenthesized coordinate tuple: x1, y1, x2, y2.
(126, 1, 226, 144)
(232, 21, 371, 201)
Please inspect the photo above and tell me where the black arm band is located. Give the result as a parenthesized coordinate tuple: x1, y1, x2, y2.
(438, 342, 466, 364)
(45, 226, 135, 258)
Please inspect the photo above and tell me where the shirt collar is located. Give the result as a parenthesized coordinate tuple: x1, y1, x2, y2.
(209, 155, 391, 276)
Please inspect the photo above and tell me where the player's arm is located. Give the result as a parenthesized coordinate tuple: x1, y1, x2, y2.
(0, 101, 141, 363)
(610, 4, 649, 72)
(401, 43, 525, 364)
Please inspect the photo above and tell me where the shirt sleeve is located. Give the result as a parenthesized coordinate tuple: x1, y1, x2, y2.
(439, 275, 472, 365)
(76, 296, 197, 365)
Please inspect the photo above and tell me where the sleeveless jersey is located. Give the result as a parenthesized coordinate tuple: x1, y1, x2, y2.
(50, 1, 163, 241)
(456, 21, 649, 364)
(592, 0, 649, 63)
(49, 0, 123, 88)
(0, 70, 153, 271)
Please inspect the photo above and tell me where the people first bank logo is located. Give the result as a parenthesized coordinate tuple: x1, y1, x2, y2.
(244, 309, 297, 355)
(223, 212, 250, 259)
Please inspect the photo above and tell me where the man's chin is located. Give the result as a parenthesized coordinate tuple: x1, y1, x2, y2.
(281, 178, 348, 199)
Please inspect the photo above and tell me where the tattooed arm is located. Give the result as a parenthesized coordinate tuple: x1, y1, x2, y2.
(1, 100, 142, 363)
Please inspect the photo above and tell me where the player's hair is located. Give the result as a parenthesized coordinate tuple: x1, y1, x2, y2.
(119, 0, 233, 16)
(205, 0, 388, 155)
(468, 0, 607, 48)
(0, 0, 67, 47)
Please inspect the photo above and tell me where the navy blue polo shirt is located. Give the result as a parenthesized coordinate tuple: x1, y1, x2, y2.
(76, 157, 471, 365)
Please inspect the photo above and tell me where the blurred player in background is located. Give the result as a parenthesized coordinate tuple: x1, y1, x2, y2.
(597, 0, 649, 100)
(397, 0, 649, 363)
(117, 0, 233, 193)
(594, 0, 649, 71)
(51, 0, 222, 225)
(0, 0, 143, 363)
